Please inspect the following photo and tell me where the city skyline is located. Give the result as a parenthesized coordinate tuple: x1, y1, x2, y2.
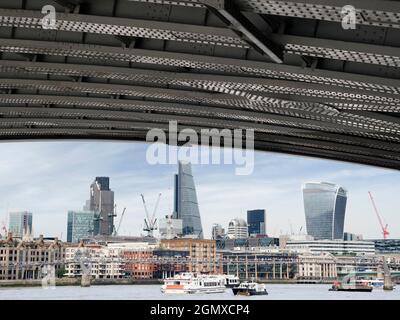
(0, 141, 399, 240)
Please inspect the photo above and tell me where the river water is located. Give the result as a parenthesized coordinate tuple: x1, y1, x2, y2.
(0, 284, 399, 300)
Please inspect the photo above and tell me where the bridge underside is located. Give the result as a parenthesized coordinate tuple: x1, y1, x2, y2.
(1, 0, 400, 169)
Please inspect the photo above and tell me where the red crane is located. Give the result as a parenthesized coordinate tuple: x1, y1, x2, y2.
(368, 191, 390, 239)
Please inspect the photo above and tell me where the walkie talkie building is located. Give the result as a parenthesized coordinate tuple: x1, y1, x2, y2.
(173, 161, 203, 239)
(302, 182, 347, 240)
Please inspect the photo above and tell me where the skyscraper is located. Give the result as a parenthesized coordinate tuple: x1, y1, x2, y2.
(67, 210, 95, 243)
(9, 211, 32, 238)
(89, 177, 114, 236)
(226, 218, 248, 239)
(211, 223, 225, 239)
(173, 161, 203, 239)
(302, 182, 347, 240)
(247, 209, 266, 236)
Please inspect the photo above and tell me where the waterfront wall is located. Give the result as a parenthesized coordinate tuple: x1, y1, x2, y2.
(0, 278, 161, 287)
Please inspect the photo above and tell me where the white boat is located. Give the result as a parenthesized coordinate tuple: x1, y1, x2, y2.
(232, 282, 268, 296)
(371, 278, 386, 288)
(360, 278, 396, 289)
(219, 275, 240, 288)
(161, 272, 226, 294)
(329, 279, 373, 292)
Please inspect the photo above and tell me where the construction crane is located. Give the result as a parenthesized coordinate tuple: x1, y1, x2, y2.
(288, 219, 294, 235)
(141, 193, 161, 237)
(368, 191, 390, 239)
(108, 204, 118, 234)
(114, 207, 126, 236)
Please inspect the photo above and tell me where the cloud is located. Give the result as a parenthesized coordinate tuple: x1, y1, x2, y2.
(0, 142, 399, 240)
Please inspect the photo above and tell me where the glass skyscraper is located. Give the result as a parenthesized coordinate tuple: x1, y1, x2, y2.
(173, 161, 203, 239)
(8, 211, 32, 238)
(67, 210, 95, 243)
(89, 177, 114, 236)
(247, 209, 266, 236)
(302, 182, 347, 240)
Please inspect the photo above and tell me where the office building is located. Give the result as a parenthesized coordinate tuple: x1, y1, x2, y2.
(220, 250, 297, 280)
(247, 209, 266, 236)
(83, 200, 91, 211)
(173, 161, 203, 239)
(67, 210, 95, 243)
(211, 223, 225, 240)
(158, 215, 183, 239)
(226, 218, 248, 239)
(285, 239, 375, 255)
(8, 211, 32, 238)
(279, 234, 314, 249)
(302, 182, 347, 240)
(344, 232, 363, 241)
(89, 177, 114, 236)
(370, 239, 400, 254)
(216, 236, 279, 250)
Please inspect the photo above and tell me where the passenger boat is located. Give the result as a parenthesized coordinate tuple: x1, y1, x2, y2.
(161, 273, 226, 294)
(360, 278, 384, 288)
(329, 280, 373, 292)
(220, 275, 240, 288)
(360, 278, 396, 289)
(232, 282, 268, 296)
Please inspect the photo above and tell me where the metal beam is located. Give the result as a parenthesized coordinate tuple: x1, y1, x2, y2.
(234, 0, 400, 29)
(271, 34, 400, 68)
(1, 101, 399, 153)
(202, 0, 283, 63)
(125, 0, 400, 29)
(0, 126, 399, 169)
(0, 94, 378, 137)
(1, 38, 400, 98)
(0, 116, 398, 163)
(1, 60, 398, 112)
(0, 8, 247, 49)
(5, 7, 399, 67)
(2, 78, 400, 138)
(1, 93, 400, 147)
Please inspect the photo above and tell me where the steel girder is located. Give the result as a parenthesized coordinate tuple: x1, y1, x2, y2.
(2, 9, 400, 67)
(0, 8, 247, 48)
(0, 0, 400, 170)
(128, 0, 400, 29)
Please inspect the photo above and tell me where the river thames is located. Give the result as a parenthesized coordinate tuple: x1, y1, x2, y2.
(0, 284, 399, 300)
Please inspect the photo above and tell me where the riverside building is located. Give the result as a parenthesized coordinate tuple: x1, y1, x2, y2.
(160, 238, 217, 274)
(285, 239, 375, 255)
(0, 233, 64, 280)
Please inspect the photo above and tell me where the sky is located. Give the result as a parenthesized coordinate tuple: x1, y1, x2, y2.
(0, 141, 398, 241)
